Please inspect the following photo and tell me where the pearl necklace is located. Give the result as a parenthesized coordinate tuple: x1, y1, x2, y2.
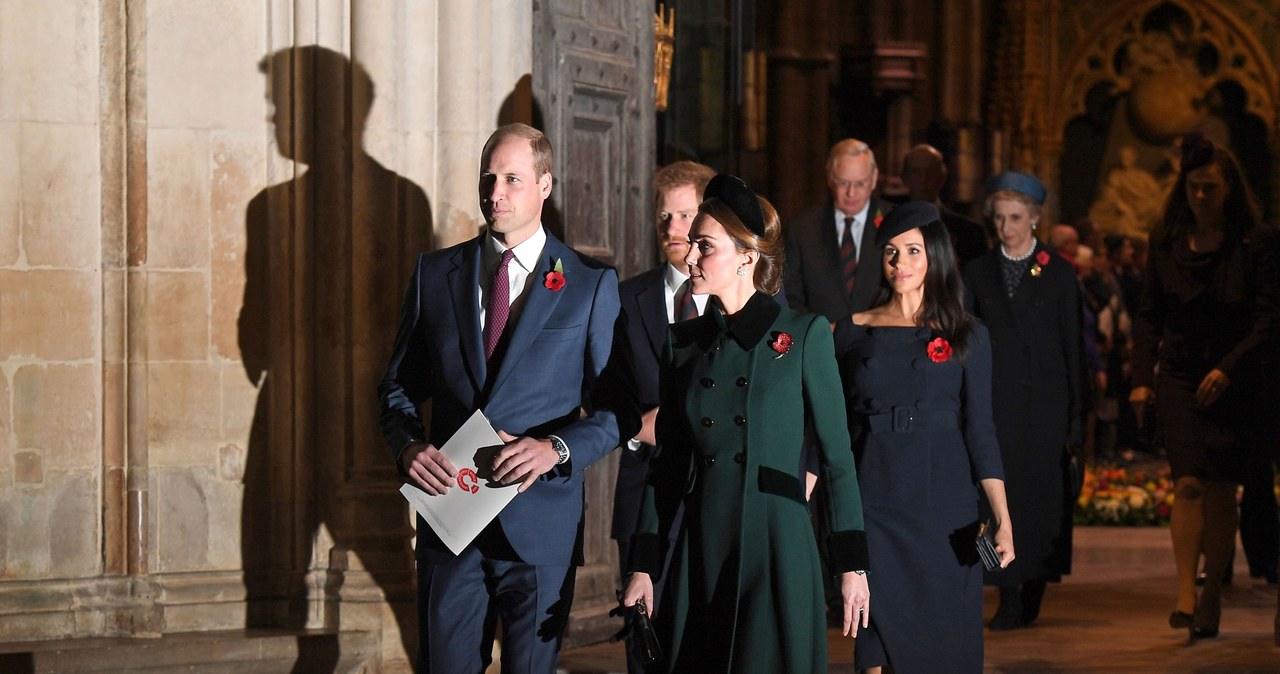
(1000, 244, 1035, 262)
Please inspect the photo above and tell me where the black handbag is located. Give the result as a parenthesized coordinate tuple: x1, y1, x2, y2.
(611, 597, 663, 666)
(976, 520, 1002, 572)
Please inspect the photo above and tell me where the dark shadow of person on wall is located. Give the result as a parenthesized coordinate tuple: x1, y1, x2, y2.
(240, 45, 431, 673)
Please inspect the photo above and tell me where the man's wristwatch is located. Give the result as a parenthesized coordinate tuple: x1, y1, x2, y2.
(549, 435, 570, 465)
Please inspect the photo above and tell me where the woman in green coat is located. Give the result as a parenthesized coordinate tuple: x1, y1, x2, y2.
(622, 174, 871, 672)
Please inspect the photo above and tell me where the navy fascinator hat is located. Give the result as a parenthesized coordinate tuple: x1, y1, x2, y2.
(703, 173, 765, 237)
(875, 200, 942, 248)
(984, 171, 1046, 205)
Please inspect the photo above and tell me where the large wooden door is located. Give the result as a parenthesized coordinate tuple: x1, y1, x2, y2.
(533, 0, 655, 646)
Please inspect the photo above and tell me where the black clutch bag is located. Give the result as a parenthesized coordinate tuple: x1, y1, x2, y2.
(610, 597, 663, 666)
(629, 598, 663, 666)
(976, 520, 1002, 572)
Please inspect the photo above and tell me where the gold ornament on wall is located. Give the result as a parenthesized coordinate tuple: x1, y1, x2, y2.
(655, 4, 675, 111)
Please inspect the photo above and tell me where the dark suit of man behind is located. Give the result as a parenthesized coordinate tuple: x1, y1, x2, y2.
(784, 138, 891, 322)
(379, 124, 634, 673)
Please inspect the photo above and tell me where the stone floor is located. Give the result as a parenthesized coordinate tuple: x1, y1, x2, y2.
(557, 527, 1280, 673)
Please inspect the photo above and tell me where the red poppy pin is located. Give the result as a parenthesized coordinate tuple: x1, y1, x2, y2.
(1031, 250, 1050, 277)
(873, 209, 884, 229)
(927, 337, 953, 363)
(544, 258, 566, 291)
(770, 331, 793, 359)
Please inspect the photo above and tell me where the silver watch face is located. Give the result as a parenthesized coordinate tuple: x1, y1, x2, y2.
(553, 438, 569, 463)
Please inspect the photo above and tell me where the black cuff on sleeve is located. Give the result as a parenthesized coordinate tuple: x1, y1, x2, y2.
(626, 532, 664, 577)
(827, 529, 870, 574)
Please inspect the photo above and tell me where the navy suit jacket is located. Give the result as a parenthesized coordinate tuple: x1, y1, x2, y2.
(611, 266, 667, 541)
(379, 228, 635, 566)
(783, 197, 891, 322)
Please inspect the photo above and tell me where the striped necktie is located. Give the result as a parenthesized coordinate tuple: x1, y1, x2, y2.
(841, 216, 858, 298)
(674, 279, 698, 321)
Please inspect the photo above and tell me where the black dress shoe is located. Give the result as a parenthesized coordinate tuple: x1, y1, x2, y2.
(989, 586, 1023, 631)
(1020, 580, 1047, 625)
(988, 613, 1023, 631)
(1168, 611, 1194, 628)
(1188, 625, 1219, 643)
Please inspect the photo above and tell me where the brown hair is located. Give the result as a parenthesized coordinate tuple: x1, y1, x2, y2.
(1153, 143, 1262, 250)
(654, 161, 716, 206)
(698, 195, 784, 295)
(481, 123, 553, 177)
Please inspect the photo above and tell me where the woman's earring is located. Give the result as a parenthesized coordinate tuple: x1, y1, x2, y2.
(736, 267, 747, 277)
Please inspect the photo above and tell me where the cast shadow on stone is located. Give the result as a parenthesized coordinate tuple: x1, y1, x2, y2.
(239, 45, 432, 672)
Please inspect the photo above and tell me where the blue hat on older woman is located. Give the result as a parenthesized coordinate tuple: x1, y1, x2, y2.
(984, 171, 1046, 205)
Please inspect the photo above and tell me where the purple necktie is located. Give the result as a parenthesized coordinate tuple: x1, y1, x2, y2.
(840, 216, 858, 298)
(484, 249, 515, 360)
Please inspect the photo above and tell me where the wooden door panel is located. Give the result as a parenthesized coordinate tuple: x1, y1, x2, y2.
(533, 0, 654, 647)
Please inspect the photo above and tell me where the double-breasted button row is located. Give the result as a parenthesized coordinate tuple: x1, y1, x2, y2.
(734, 415, 746, 426)
(701, 377, 715, 389)
(701, 417, 714, 427)
(736, 377, 748, 387)
(733, 453, 745, 464)
(702, 455, 716, 466)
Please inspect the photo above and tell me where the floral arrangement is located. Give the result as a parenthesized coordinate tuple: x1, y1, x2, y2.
(1074, 462, 1174, 526)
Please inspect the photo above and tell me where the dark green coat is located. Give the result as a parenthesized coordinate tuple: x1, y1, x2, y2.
(630, 292, 868, 673)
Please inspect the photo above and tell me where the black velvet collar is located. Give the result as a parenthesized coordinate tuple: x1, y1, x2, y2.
(710, 291, 782, 351)
(670, 291, 783, 358)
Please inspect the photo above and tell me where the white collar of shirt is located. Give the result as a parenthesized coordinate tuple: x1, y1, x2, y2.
(486, 225, 546, 274)
(663, 262, 708, 322)
(834, 201, 872, 249)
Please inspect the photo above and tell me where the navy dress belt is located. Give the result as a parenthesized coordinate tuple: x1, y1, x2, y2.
(858, 407, 960, 433)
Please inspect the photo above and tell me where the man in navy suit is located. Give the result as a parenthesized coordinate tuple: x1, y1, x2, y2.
(783, 138, 891, 322)
(612, 161, 714, 650)
(379, 123, 635, 673)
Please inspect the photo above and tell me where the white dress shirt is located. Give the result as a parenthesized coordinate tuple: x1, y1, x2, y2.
(663, 263, 709, 322)
(479, 225, 547, 331)
(834, 201, 872, 263)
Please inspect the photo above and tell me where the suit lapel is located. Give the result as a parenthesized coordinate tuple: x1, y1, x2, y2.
(636, 267, 669, 358)
(447, 239, 486, 392)
(820, 202, 841, 277)
(487, 235, 569, 394)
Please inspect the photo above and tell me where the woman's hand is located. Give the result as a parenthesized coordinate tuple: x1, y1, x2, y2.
(1129, 386, 1155, 427)
(994, 521, 1016, 569)
(1195, 368, 1230, 407)
(839, 571, 870, 637)
(622, 572, 654, 612)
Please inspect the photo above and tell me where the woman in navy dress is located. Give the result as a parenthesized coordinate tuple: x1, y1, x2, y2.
(835, 201, 1014, 673)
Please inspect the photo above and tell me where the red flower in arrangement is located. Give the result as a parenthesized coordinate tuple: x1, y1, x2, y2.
(1036, 250, 1051, 266)
(873, 210, 884, 228)
(544, 257, 566, 291)
(770, 332, 793, 358)
(927, 337, 953, 363)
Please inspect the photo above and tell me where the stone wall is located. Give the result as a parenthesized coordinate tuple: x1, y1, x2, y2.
(0, 1, 531, 669)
